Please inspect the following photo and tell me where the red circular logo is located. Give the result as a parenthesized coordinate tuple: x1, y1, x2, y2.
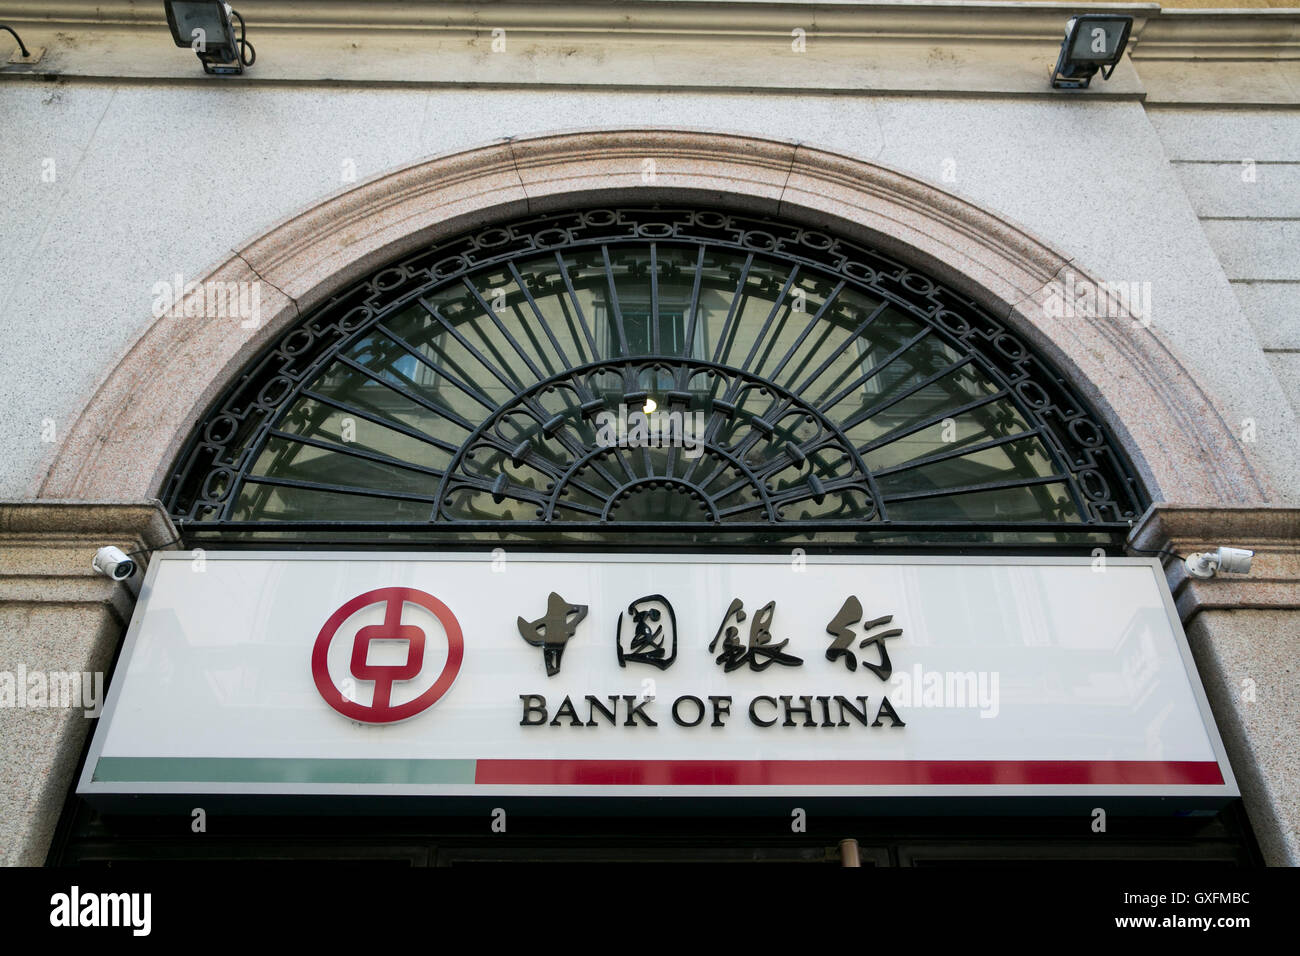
(312, 587, 464, 724)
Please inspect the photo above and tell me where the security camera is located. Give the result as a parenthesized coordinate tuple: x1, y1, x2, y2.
(1184, 547, 1254, 580)
(92, 546, 136, 581)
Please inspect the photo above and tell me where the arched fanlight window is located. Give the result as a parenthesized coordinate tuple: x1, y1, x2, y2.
(165, 208, 1143, 545)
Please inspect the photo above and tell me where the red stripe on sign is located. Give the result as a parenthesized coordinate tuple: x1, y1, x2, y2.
(473, 760, 1224, 786)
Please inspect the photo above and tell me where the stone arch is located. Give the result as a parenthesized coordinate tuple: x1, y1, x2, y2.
(39, 128, 1270, 506)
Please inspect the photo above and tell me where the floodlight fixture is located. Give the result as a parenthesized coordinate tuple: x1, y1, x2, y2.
(1051, 15, 1132, 90)
(164, 1, 255, 75)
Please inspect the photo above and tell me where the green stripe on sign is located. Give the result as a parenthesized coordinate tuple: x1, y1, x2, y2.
(92, 757, 476, 785)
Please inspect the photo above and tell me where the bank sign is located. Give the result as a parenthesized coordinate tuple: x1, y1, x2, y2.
(79, 553, 1237, 807)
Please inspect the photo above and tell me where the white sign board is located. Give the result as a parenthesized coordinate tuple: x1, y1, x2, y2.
(80, 552, 1236, 804)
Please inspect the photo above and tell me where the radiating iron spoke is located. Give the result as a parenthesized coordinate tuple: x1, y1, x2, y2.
(768, 279, 847, 381)
(462, 278, 546, 382)
(373, 322, 496, 411)
(244, 474, 439, 504)
(839, 356, 976, 432)
(879, 473, 1068, 504)
(814, 326, 930, 411)
(709, 253, 754, 366)
(333, 354, 477, 433)
(297, 389, 460, 453)
(508, 261, 575, 370)
(681, 245, 706, 359)
(859, 391, 1010, 455)
(554, 251, 601, 360)
(602, 245, 631, 356)
(794, 299, 891, 396)
(739, 264, 800, 371)
(873, 429, 1041, 478)
(266, 429, 445, 478)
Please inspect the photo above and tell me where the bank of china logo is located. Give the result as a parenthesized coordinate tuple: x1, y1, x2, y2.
(311, 587, 464, 724)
